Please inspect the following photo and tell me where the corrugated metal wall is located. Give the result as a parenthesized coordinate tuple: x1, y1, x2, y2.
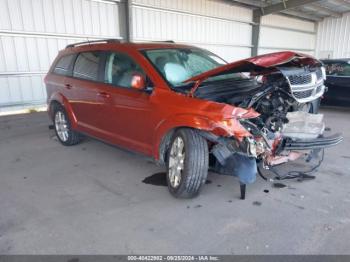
(131, 1, 318, 59)
(316, 12, 350, 59)
(0, 0, 125, 111)
(131, 0, 253, 62)
(0, 0, 323, 111)
(259, 14, 316, 56)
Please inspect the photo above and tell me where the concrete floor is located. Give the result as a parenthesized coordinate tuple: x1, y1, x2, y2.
(0, 107, 349, 255)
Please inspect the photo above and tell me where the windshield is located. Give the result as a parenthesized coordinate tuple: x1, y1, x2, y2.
(143, 48, 232, 87)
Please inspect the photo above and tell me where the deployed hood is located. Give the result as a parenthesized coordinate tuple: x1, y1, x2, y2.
(184, 51, 322, 84)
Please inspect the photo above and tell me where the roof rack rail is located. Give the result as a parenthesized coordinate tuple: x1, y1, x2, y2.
(151, 40, 175, 43)
(66, 39, 121, 48)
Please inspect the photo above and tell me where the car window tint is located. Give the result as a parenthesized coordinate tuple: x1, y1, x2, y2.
(73, 52, 101, 81)
(105, 52, 145, 88)
(338, 63, 350, 76)
(325, 62, 350, 76)
(53, 54, 75, 76)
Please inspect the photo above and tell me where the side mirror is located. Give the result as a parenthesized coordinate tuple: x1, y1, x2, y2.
(131, 73, 146, 90)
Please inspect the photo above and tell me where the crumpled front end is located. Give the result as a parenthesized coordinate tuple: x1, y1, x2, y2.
(204, 110, 342, 189)
(264, 111, 342, 168)
(181, 51, 343, 198)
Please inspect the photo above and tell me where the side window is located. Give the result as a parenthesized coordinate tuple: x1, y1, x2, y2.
(324, 63, 335, 75)
(338, 63, 350, 76)
(53, 54, 75, 76)
(73, 52, 101, 81)
(325, 62, 350, 76)
(145, 50, 179, 75)
(105, 52, 145, 88)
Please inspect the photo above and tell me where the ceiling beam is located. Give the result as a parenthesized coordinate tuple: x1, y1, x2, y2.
(229, 0, 262, 6)
(255, 0, 321, 16)
(304, 3, 342, 17)
(280, 9, 324, 21)
(230, 0, 323, 21)
(329, 0, 350, 9)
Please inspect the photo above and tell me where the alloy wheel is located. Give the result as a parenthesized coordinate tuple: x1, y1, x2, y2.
(55, 111, 69, 142)
(168, 136, 185, 188)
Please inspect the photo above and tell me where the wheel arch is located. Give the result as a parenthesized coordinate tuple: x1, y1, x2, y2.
(48, 92, 78, 129)
(154, 115, 214, 165)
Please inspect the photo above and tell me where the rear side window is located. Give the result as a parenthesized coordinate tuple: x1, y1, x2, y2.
(53, 54, 75, 76)
(73, 52, 101, 81)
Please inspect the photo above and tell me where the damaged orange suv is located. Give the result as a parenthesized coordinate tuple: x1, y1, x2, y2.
(45, 39, 342, 199)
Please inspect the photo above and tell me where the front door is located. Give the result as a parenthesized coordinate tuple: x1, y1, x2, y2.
(97, 51, 155, 155)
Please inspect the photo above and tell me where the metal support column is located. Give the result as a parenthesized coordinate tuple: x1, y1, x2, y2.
(251, 10, 261, 57)
(122, 0, 132, 42)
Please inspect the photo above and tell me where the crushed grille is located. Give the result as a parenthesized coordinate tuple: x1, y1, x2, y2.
(287, 73, 312, 85)
(293, 89, 314, 99)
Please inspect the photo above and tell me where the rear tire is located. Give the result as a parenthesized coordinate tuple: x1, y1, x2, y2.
(166, 128, 209, 198)
(53, 104, 81, 146)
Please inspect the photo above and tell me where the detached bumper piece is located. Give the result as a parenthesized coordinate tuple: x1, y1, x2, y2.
(283, 133, 343, 150)
(212, 149, 257, 201)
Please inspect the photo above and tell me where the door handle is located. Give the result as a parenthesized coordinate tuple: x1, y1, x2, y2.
(64, 84, 72, 89)
(97, 92, 110, 98)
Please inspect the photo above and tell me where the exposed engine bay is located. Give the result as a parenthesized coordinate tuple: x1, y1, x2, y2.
(185, 57, 343, 195)
(194, 65, 325, 134)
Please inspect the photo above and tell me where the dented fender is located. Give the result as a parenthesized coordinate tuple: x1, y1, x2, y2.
(153, 114, 219, 160)
(153, 108, 259, 161)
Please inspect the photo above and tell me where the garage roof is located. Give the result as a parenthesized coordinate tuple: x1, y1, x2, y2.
(229, 0, 350, 21)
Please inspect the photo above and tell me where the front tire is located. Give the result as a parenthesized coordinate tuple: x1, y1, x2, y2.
(166, 128, 209, 198)
(53, 104, 81, 146)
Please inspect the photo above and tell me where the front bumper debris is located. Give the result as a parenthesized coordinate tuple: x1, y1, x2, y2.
(282, 133, 343, 150)
(200, 118, 343, 200)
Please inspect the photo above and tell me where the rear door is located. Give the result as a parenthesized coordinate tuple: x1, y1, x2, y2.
(96, 50, 155, 155)
(67, 51, 106, 135)
(46, 54, 76, 106)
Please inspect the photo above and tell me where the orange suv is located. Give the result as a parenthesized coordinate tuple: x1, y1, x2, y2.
(45, 39, 342, 199)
